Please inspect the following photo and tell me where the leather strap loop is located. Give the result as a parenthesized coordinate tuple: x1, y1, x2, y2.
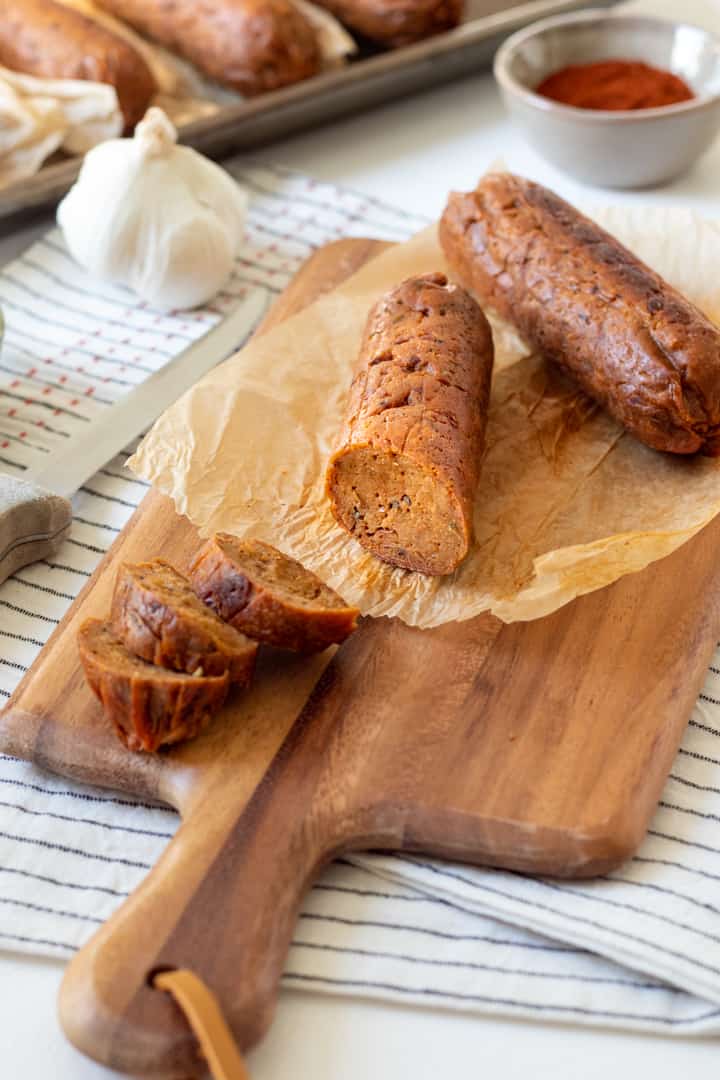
(153, 969, 251, 1080)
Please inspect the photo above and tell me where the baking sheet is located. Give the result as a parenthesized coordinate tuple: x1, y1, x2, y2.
(0, 0, 616, 223)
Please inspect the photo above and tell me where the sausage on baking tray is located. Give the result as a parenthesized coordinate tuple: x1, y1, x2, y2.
(326, 272, 494, 576)
(313, 0, 463, 47)
(95, 0, 322, 96)
(0, 0, 156, 129)
(440, 172, 720, 456)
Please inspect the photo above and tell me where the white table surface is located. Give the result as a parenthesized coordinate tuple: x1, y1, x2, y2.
(1, 65, 720, 1079)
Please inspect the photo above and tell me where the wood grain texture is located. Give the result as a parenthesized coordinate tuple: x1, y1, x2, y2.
(2, 237, 720, 1077)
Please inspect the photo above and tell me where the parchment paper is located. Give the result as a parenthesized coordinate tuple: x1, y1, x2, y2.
(129, 203, 720, 626)
(0, 66, 122, 187)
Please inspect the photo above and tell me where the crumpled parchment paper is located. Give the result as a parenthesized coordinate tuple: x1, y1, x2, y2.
(0, 66, 121, 187)
(128, 203, 720, 626)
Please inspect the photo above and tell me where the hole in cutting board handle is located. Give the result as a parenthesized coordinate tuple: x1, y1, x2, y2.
(147, 964, 178, 988)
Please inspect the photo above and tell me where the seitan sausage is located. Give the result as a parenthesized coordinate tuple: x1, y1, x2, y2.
(0, 0, 156, 129)
(111, 559, 257, 684)
(312, 0, 463, 47)
(95, 0, 322, 96)
(78, 619, 229, 752)
(189, 535, 359, 652)
(439, 172, 720, 456)
(326, 272, 494, 575)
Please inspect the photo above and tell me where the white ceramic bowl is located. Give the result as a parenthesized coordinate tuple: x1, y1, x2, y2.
(494, 9, 720, 188)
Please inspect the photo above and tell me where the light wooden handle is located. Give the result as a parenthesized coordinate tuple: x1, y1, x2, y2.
(59, 803, 302, 1076)
(58, 669, 380, 1078)
(0, 474, 72, 584)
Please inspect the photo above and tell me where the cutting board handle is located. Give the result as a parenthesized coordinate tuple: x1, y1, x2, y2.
(58, 656, 387, 1078)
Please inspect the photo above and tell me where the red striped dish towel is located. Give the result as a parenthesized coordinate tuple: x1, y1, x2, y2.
(0, 163, 719, 1036)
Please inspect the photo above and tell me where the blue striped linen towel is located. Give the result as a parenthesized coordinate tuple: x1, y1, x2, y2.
(0, 163, 720, 1036)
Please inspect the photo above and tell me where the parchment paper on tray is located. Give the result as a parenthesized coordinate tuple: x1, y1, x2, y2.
(129, 204, 720, 627)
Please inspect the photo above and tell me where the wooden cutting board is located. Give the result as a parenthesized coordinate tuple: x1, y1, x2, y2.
(3, 238, 720, 1078)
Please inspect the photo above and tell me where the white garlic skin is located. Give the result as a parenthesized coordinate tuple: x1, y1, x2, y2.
(57, 108, 247, 311)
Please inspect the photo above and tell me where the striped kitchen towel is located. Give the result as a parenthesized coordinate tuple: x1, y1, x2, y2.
(0, 162, 720, 1036)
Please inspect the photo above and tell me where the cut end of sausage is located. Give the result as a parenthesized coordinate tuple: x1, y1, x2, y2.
(78, 618, 229, 753)
(190, 535, 359, 653)
(327, 445, 469, 575)
(111, 559, 257, 685)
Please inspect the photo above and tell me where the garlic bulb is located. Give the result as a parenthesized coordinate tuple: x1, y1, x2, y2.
(57, 107, 247, 310)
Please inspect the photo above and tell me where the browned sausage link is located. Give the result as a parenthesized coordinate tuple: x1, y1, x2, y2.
(190, 536, 359, 653)
(313, 0, 463, 46)
(0, 0, 156, 129)
(96, 0, 321, 96)
(110, 559, 257, 684)
(440, 173, 720, 456)
(78, 619, 229, 753)
(326, 272, 494, 576)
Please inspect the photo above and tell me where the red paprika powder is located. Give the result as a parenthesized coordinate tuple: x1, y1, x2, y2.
(535, 59, 694, 110)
